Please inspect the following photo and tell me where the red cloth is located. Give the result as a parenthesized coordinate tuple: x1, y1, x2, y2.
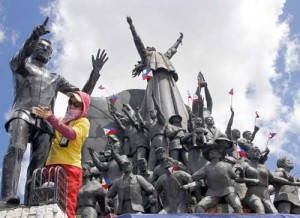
(47, 164, 82, 218)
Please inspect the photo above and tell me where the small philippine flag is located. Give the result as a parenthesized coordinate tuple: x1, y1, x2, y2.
(98, 85, 105, 90)
(102, 177, 111, 190)
(255, 111, 260, 118)
(142, 69, 153, 80)
(193, 94, 199, 102)
(168, 165, 178, 173)
(187, 90, 192, 99)
(237, 144, 247, 158)
(269, 132, 277, 139)
(103, 127, 117, 135)
(228, 88, 234, 95)
(110, 94, 118, 105)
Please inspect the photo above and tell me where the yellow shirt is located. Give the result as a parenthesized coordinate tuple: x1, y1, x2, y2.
(46, 117, 90, 168)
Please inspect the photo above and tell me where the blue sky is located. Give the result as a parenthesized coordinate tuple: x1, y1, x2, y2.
(0, 0, 300, 201)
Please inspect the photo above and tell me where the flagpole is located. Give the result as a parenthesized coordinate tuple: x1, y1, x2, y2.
(292, 170, 300, 177)
(104, 88, 111, 96)
(266, 137, 270, 147)
(230, 95, 233, 108)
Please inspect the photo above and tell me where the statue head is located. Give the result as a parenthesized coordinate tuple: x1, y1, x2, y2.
(137, 158, 147, 171)
(155, 147, 167, 161)
(122, 161, 133, 173)
(32, 39, 53, 64)
(194, 117, 203, 126)
(246, 146, 261, 160)
(82, 164, 91, 178)
(232, 129, 241, 140)
(208, 148, 221, 160)
(204, 116, 214, 127)
(215, 135, 233, 149)
(169, 114, 182, 126)
(149, 109, 157, 120)
(277, 157, 294, 170)
(146, 46, 156, 52)
(242, 130, 252, 140)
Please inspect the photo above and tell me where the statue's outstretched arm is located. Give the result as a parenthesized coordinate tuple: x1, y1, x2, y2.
(164, 32, 183, 59)
(127, 16, 147, 62)
(10, 17, 50, 73)
(225, 107, 234, 139)
(82, 48, 108, 95)
(250, 126, 259, 142)
(111, 112, 125, 131)
(87, 147, 109, 171)
(203, 84, 213, 114)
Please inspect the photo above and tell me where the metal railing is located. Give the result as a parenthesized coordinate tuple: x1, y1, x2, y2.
(28, 166, 68, 212)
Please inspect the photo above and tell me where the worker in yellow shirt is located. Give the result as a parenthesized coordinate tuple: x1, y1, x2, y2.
(32, 90, 90, 218)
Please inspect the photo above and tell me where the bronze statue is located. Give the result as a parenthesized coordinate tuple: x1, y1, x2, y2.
(76, 164, 107, 218)
(181, 116, 208, 174)
(236, 146, 300, 214)
(155, 169, 192, 214)
(88, 135, 127, 186)
(225, 107, 241, 159)
(192, 72, 213, 119)
(1, 17, 108, 205)
(126, 16, 189, 128)
(151, 147, 187, 184)
(182, 142, 243, 213)
(273, 157, 300, 214)
(121, 104, 149, 173)
(165, 114, 187, 164)
(138, 95, 168, 170)
(107, 160, 156, 215)
(204, 116, 222, 144)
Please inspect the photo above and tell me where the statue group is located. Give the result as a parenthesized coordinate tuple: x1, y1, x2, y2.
(1, 16, 300, 218)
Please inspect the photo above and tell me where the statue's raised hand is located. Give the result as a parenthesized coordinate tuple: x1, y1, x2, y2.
(179, 32, 184, 40)
(126, 16, 133, 25)
(92, 49, 108, 73)
(87, 147, 94, 154)
(31, 17, 51, 40)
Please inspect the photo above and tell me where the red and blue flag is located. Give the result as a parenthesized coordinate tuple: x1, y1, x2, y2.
(142, 69, 153, 80)
(237, 144, 247, 158)
(110, 94, 118, 105)
(187, 90, 192, 99)
(98, 85, 105, 90)
(103, 127, 117, 135)
(102, 177, 111, 190)
(193, 94, 199, 102)
(269, 132, 276, 139)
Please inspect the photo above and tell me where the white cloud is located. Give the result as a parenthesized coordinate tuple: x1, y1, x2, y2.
(0, 1, 5, 44)
(0, 30, 4, 43)
(285, 36, 300, 73)
(38, 0, 300, 166)
(10, 30, 19, 46)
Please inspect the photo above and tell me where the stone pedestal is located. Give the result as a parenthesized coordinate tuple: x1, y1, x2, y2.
(0, 203, 67, 218)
